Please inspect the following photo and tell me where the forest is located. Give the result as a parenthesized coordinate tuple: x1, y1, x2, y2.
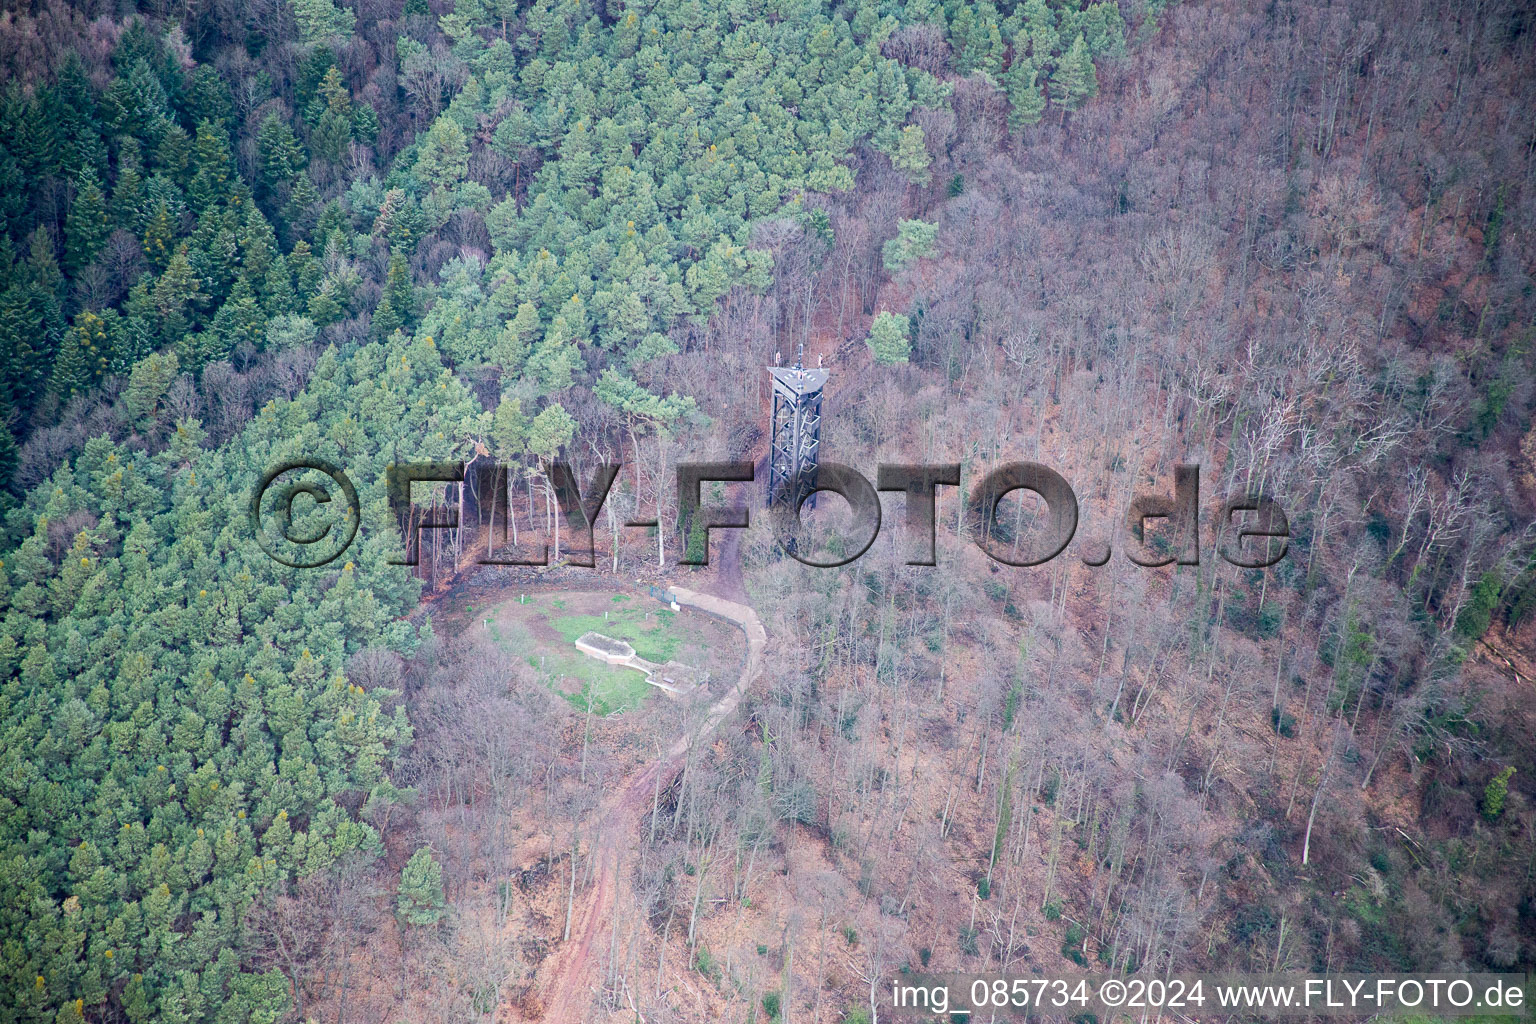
(0, 0, 1532, 1020)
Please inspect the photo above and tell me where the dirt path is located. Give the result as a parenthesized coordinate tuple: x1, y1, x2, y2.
(534, 585, 766, 1022)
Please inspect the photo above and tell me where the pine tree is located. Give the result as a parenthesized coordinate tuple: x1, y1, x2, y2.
(311, 68, 355, 163)
(64, 170, 110, 274)
(492, 301, 539, 368)
(152, 247, 203, 346)
(188, 120, 234, 211)
(414, 117, 469, 187)
(110, 139, 147, 231)
(154, 121, 192, 181)
(52, 311, 113, 399)
(890, 124, 931, 185)
(397, 848, 446, 926)
(866, 311, 911, 365)
(186, 64, 233, 128)
(527, 332, 580, 393)
(881, 218, 939, 272)
(256, 113, 306, 204)
(261, 254, 299, 315)
(959, 1, 1006, 76)
(373, 252, 414, 338)
(1022, 0, 1060, 67)
(352, 103, 380, 145)
(290, 0, 356, 46)
(1484, 766, 1517, 821)
(266, 311, 318, 349)
(24, 226, 61, 296)
(527, 402, 576, 462)
(491, 394, 528, 462)
(1052, 34, 1098, 111)
(283, 172, 321, 240)
(122, 350, 179, 425)
(1005, 52, 1047, 131)
(143, 202, 177, 270)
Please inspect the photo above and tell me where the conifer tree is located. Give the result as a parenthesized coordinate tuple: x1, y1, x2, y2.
(256, 113, 306, 204)
(24, 225, 61, 295)
(881, 219, 939, 272)
(373, 252, 415, 337)
(52, 310, 113, 399)
(283, 172, 322, 239)
(311, 68, 355, 163)
(491, 394, 528, 462)
(866, 311, 912, 365)
(290, 0, 356, 46)
(111, 138, 147, 231)
(414, 116, 470, 187)
(115, 280, 157, 372)
(1022, 0, 1059, 67)
(352, 103, 380, 145)
(188, 120, 235, 211)
(307, 279, 344, 326)
(107, 58, 170, 142)
(493, 301, 540, 369)
(143, 201, 177, 270)
(65, 170, 110, 273)
(527, 402, 576, 462)
(154, 121, 192, 180)
(122, 350, 179, 425)
(186, 64, 233, 128)
(891, 124, 932, 185)
(239, 204, 279, 280)
(0, 297, 46, 415)
(1005, 52, 1047, 130)
(261, 254, 299, 315)
(0, 416, 17, 499)
(397, 847, 446, 926)
(151, 247, 202, 345)
(49, 320, 95, 401)
(289, 239, 322, 299)
(1052, 34, 1098, 111)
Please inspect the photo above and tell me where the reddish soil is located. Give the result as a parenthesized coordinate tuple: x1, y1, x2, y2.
(530, 585, 766, 1022)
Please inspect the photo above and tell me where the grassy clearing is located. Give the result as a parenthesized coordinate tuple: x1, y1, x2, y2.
(547, 605, 693, 664)
(484, 603, 661, 715)
(536, 649, 655, 715)
(478, 591, 714, 716)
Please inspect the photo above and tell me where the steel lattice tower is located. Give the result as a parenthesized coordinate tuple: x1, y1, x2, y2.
(767, 345, 828, 509)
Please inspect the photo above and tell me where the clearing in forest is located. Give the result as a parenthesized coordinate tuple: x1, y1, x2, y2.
(467, 589, 739, 715)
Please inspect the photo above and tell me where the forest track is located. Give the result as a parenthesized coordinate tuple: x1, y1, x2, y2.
(533, 584, 766, 1022)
